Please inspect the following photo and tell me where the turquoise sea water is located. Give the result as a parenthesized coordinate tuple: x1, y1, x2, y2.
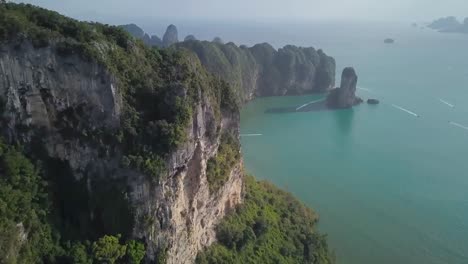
(236, 24, 468, 264)
(144, 20, 468, 263)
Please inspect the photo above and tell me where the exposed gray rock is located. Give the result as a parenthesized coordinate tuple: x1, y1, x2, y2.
(149, 35, 162, 47)
(184, 35, 197, 41)
(326, 67, 363, 109)
(163, 24, 179, 47)
(428, 16, 462, 31)
(428, 16, 468, 34)
(120, 24, 162, 47)
(120, 24, 145, 38)
(177, 41, 336, 101)
(0, 40, 242, 264)
(212, 37, 223, 44)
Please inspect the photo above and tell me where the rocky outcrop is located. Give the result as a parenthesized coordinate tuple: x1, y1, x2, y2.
(327, 67, 362, 109)
(428, 16, 468, 34)
(163, 24, 179, 47)
(1, 4, 334, 264)
(144, 35, 163, 47)
(0, 41, 122, 134)
(0, 40, 242, 264)
(121, 26, 336, 98)
(120, 24, 146, 39)
(176, 41, 336, 101)
(184, 35, 197, 41)
(428, 16, 462, 31)
(120, 24, 162, 47)
(367, 98, 380, 104)
(131, 100, 243, 264)
(212, 37, 223, 44)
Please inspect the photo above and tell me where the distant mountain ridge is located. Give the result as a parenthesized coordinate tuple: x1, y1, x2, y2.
(121, 24, 336, 101)
(120, 23, 182, 47)
(119, 23, 163, 47)
(428, 16, 468, 33)
(177, 41, 336, 100)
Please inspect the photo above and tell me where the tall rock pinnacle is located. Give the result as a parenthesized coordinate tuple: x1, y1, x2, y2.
(326, 67, 363, 109)
(162, 24, 179, 47)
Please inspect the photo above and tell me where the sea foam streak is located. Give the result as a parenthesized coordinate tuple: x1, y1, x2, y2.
(295, 99, 324, 111)
(240, 134, 263, 137)
(391, 104, 419, 117)
(449, 122, 468, 131)
(438, 99, 455, 108)
(357, 87, 372, 92)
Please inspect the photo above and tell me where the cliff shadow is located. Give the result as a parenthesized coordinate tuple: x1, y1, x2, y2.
(333, 108, 355, 136)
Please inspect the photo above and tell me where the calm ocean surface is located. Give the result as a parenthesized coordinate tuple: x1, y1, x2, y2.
(151, 20, 468, 264)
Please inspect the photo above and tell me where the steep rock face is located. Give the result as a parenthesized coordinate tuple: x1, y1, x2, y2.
(0, 40, 242, 264)
(326, 67, 363, 109)
(119, 25, 335, 98)
(144, 34, 163, 47)
(428, 16, 468, 34)
(120, 23, 146, 38)
(131, 107, 243, 263)
(163, 24, 179, 47)
(184, 35, 197, 41)
(120, 24, 163, 47)
(0, 41, 121, 137)
(428, 16, 462, 31)
(176, 41, 335, 101)
(212, 37, 223, 44)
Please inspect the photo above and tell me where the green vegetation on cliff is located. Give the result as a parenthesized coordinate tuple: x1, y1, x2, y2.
(206, 132, 241, 193)
(0, 3, 334, 263)
(0, 139, 59, 263)
(197, 175, 334, 264)
(176, 41, 258, 101)
(0, 2, 239, 180)
(0, 137, 146, 263)
(176, 40, 336, 100)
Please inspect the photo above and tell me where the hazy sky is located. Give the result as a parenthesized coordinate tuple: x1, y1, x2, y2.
(11, 0, 468, 23)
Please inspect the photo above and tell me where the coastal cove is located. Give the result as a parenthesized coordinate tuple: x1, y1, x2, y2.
(239, 23, 468, 264)
(3, 2, 468, 263)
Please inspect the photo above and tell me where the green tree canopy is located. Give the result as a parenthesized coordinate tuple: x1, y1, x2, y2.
(125, 240, 146, 264)
(92, 235, 127, 264)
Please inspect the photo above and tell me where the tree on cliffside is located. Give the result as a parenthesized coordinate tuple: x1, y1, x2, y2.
(92, 235, 127, 264)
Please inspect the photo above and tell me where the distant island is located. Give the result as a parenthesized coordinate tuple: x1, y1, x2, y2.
(428, 16, 468, 34)
(384, 38, 395, 44)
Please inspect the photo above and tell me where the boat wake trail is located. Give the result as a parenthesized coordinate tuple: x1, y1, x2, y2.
(357, 87, 373, 92)
(391, 104, 419, 117)
(295, 99, 324, 111)
(240, 134, 263, 137)
(438, 99, 455, 108)
(449, 122, 468, 131)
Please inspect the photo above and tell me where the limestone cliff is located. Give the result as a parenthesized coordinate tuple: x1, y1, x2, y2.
(0, 37, 241, 263)
(120, 24, 163, 47)
(120, 25, 336, 99)
(0, 4, 334, 263)
(428, 16, 468, 34)
(162, 24, 179, 47)
(327, 67, 363, 109)
(184, 35, 197, 41)
(177, 41, 336, 101)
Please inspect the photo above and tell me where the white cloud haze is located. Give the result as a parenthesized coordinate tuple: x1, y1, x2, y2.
(11, 0, 468, 23)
